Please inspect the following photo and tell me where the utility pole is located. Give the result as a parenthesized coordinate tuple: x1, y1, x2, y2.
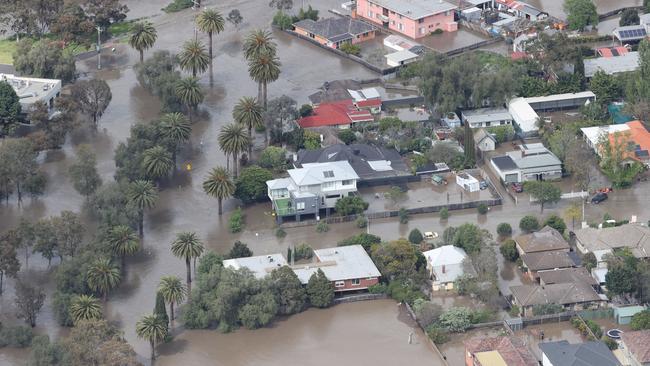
(96, 26, 102, 70)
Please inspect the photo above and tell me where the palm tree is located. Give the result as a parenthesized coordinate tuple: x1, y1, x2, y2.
(218, 123, 250, 177)
(70, 294, 102, 323)
(171, 232, 204, 292)
(129, 22, 157, 63)
(142, 146, 173, 182)
(179, 39, 210, 77)
(203, 167, 235, 215)
(86, 258, 121, 302)
(136, 314, 168, 360)
(158, 276, 186, 322)
(196, 9, 225, 61)
(242, 29, 277, 62)
(127, 180, 158, 237)
(233, 97, 264, 155)
(248, 49, 281, 112)
(175, 77, 204, 120)
(159, 112, 191, 164)
(106, 225, 140, 267)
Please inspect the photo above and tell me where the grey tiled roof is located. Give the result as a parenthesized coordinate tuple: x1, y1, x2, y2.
(293, 18, 375, 43)
(492, 155, 517, 171)
(539, 341, 620, 366)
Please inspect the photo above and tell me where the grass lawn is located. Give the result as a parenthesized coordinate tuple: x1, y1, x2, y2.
(0, 39, 16, 64)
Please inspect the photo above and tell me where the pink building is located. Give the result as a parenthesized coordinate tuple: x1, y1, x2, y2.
(355, 0, 458, 39)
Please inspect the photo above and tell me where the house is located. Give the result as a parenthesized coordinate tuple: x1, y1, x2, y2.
(222, 254, 288, 279)
(613, 25, 648, 44)
(291, 245, 381, 292)
(0, 73, 62, 112)
(461, 107, 513, 129)
(383, 34, 419, 51)
(293, 143, 411, 185)
(297, 99, 374, 129)
(490, 143, 562, 183)
(509, 282, 604, 317)
(574, 224, 650, 266)
(266, 161, 359, 223)
(520, 251, 577, 281)
(524, 91, 596, 112)
(456, 172, 480, 192)
(464, 336, 538, 366)
(348, 87, 382, 114)
(422, 245, 471, 291)
(515, 226, 569, 256)
(355, 0, 458, 39)
(614, 305, 647, 325)
(539, 341, 621, 366)
(621, 330, 650, 366)
(385, 49, 419, 67)
(538, 267, 598, 287)
(293, 17, 376, 49)
(441, 112, 462, 128)
(597, 46, 630, 58)
(508, 97, 539, 136)
(584, 52, 640, 78)
(474, 128, 497, 153)
(581, 121, 650, 166)
(581, 123, 635, 153)
(510, 1, 548, 21)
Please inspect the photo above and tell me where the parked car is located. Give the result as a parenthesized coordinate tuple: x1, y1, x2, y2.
(511, 182, 523, 193)
(591, 192, 608, 204)
(479, 181, 488, 190)
(424, 231, 439, 240)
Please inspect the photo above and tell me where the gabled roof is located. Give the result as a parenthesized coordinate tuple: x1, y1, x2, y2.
(293, 18, 375, 42)
(297, 99, 373, 128)
(520, 250, 575, 271)
(622, 330, 650, 364)
(597, 46, 630, 58)
(291, 245, 381, 283)
(222, 254, 288, 279)
(369, 0, 457, 20)
(613, 25, 647, 42)
(539, 341, 621, 366)
(462, 107, 512, 125)
(288, 161, 359, 186)
(465, 336, 538, 366)
(515, 226, 569, 254)
(584, 52, 639, 78)
(538, 267, 598, 286)
(423, 245, 469, 284)
(509, 282, 601, 307)
(574, 223, 650, 259)
(474, 128, 496, 145)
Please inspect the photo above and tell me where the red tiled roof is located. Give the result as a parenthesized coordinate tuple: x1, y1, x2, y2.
(297, 99, 373, 128)
(465, 336, 538, 366)
(597, 46, 629, 58)
(356, 98, 382, 108)
(608, 120, 650, 162)
(623, 330, 650, 363)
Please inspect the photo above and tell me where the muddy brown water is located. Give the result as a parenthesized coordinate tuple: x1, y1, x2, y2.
(524, 0, 643, 19)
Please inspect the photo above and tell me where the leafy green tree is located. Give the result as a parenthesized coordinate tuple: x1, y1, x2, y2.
(86, 258, 121, 302)
(69, 295, 102, 324)
(60, 319, 138, 365)
(0, 138, 39, 204)
(51, 211, 84, 259)
(306, 269, 334, 308)
(158, 276, 186, 322)
(589, 71, 622, 106)
(28, 335, 63, 365)
(196, 9, 225, 61)
(606, 263, 638, 295)
(179, 39, 210, 77)
(234, 165, 273, 203)
(227, 240, 252, 258)
(159, 112, 191, 164)
(106, 225, 139, 267)
(238, 290, 278, 329)
(524, 181, 561, 213)
(438, 307, 472, 332)
(269, 266, 306, 315)
(477, 203, 488, 215)
(248, 49, 281, 109)
(631, 310, 650, 330)
(229, 208, 245, 233)
(339, 42, 361, 56)
(243, 29, 277, 62)
(129, 21, 157, 63)
(499, 239, 519, 262)
(408, 229, 424, 244)
(564, 0, 598, 30)
(69, 144, 102, 199)
(519, 215, 540, 232)
(451, 223, 490, 255)
(227, 9, 243, 28)
(599, 131, 645, 188)
(334, 196, 369, 216)
(218, 123, 250, 177)
(440, 207, 449, 220)
(135, 50, 183, 112)
(496, 223, 512, 237)
(136, 314, 168, 360)
(303, 129, 321, 150)
(171, 232, 204, 292)
(175, 76, 204, 119)
(463, 123, 475, 166)
(532, 303, 564, 316)
(258, 146, 288, 172)
(338, 233, 382, 251)
(197, 251, 223, 275)
(127, 180, 158, 237)
(154, 291, 169, 332)
(371, 239, 419, 281)
(15, 281, 46, 327)
(13, 39, 76, 82)
(233, 97, 264, 155)
(203, 166, 235, 215)
(620, 9, 640, 26)
(142, 145, 173, 181)
(544, 215, 567, 234)
(0, 81, 21, 137)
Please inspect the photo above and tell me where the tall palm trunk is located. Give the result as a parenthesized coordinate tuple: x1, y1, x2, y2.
(232, 153, 238, 178)
(263, 82, 269, 145)
(170, 301, 175, 321)
(138, 210, 144, 237)
(218, 197, 223, 215)
(248, 127, 253, 158)
(185, 257, 192, 293)
(150, 340, 156, 360)
(140, 50, 144, 63)
(225, 152, 230, 172)
(208, 32, 213, 61)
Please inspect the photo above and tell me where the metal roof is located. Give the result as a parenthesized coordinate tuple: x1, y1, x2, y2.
(523, 91, 596, 105)
(289, 161, 359, 186)
(491, 155, 517, 171)
(291, 245, 381, 284)
(461, 107, 512, 124)
(222, 254, 288, 279)
(539, 341, 621, 366)
(423, 245, 470, 284)
(385, 49, 418, 63)
(369, 0, 457, 20)
(584, 52, 640, 78)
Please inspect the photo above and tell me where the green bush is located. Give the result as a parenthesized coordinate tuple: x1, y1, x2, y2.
(339, 42, 361, 56)
(0, 325, 33, 347)
(499, 239, 519, 262)
(368, 283, 388, 294)
(386, 281, 425, 305)
(431, 29, 444, 35)
(532, 303, 564, 316)
(398, 208, 409, 224)
(258, 146, 288, 173)
(519, 215, 540, 233)
(272, 11, 293, 30)
(162, 0, 193, 13)
(338, 233, 381, 251)
(356, 215, 368, 228)
(440, 207, 449, 220)
(544, 215, 567, 234)
(426, 325, 449, 344)
(299, 104, 313, 117)
(337, 129, 357, 145)
(602, 336, 618, 350)
(408, 229, 423, 244)
(631, 310, 650, 330)
(335, 196, 369, 216)
(275, 227, 286, 238)
(229, 208, 245, 233)
(293, 243, 313, 261)
(316, 221, 329, 233)
(477, 203, 488, 215)
(496, 222, 512, 237)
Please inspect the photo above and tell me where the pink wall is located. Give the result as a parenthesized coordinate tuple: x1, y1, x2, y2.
(356, 0, 457, 39)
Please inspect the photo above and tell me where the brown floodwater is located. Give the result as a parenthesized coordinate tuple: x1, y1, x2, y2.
(156, 300, 443, 366)
(524, 0, 643, 19)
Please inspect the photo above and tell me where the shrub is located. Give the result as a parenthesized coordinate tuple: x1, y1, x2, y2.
(356, 215, 368, 228)
(275, 227, 286, 238)
(440, 207, 449, 220)
(602, 336, 618, 350)
(272, 11, 293, 30)
(477, 203, 488, 215)
(438, 307, 473, 332)
(519, 215, 540, 233)
(499, 239, 519, 262)
(582, 252, 597, 271)
(386, 281, 425, 305)
(337, 129, 357, 145)
(0, 325, 33, 347)
(235, 165, 274, 203)
(227, 240, 252, 259)
(509, 304, 520, 317)
(316, 221, 329, 233)
(338, 233, 381, 251)
(532, 303, 564, 316)
(339, 43, 361, 56)
(631, 310, 650, 330)
(162, 0, 193, 12)
(398, 208, 409, 224)
(229, 208, 245, 233)
(335, 196, 369, 216)
(258, 146, 288, 173)
(426, 325, 449, 344)
(544, 214, 567, 234)
(470, 309, 493, 324)
(496, 223, 512, 237)
(408, 229, 424, 244)
(299, 104, 313, 117)
(293, 243, 313, 261)
(368, 283, 387, 294)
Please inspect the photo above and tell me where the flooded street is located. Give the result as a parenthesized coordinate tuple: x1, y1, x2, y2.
(156, 300, 443, 366)
(524, 0, 643, 19)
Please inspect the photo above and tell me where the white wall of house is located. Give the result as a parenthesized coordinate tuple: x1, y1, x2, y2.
(542, 353, 553, 366)
(477, 138, 495, 152)
(491, 161, 521, 183)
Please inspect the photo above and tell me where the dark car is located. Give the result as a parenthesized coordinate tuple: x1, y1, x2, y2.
(591, 192, 608, 204)
(511, 182, 523, 193)
(479, 181, 488, 190)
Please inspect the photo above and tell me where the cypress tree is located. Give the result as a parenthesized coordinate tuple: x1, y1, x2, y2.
(463, 122, 475, 166)
(154, 291, 169, 332)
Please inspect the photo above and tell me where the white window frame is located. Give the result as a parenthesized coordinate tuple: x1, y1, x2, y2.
(335, 281, 345, 287)
(296, 202, 305, 210)
(351, 278, 360, 286)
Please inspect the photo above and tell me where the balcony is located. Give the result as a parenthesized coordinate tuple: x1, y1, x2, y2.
(274, 198, 296, 216)
(379, 14, 389, 22)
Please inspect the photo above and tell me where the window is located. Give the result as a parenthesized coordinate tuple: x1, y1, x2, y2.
(325, 194, 340, 199)
(296, 202, 305, 210)
(368, 10, 373, 17)
(351, 278, 360, 285)
(322, 182, 336, 190)
(342, 179, 353, 186)
(391, 20, 395, 25)
(485, 122, 491, 127)
(335, 281, 345, 287)
(398, 23, 403, 31)
(323, 170, 335, 178)
(418, 18, 424, 24)
(419, 27, 426, 35)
